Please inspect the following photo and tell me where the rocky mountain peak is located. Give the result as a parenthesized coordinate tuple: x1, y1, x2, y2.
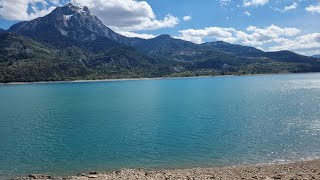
(57, 3, 91, 16)
(49, 3, 99, 27)
(9, 3, 125, 43)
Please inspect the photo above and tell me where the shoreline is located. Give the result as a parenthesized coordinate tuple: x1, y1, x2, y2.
(2, 72, 320, 86)
(12, 159, 320, 180)
(0, 75, 225, 85)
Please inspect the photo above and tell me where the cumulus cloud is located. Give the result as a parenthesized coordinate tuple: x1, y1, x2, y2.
(178, 27, 237, 44)
(177, 24, 300, 45)
(183, 16, 192, 21)
(0, 0, 56, 21)
(246, 24, 300, 38)
(243, 0, 269, 7)
(0, 0, 179, 32)
(233, 25, 300, 46)
(269, 33, 320, 52)
(70, 0, 179, 31)
(306, 4, 320, 14)
(177, 24, 320, 55)
(118, 31, 156, 39)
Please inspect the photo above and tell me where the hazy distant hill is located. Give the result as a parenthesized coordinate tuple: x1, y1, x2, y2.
(1, 3, 319, 83)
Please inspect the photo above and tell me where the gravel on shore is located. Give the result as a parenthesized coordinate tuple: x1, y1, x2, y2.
(12, 159, 320, 180)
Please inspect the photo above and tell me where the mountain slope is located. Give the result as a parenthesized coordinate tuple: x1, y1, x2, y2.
(0, 33, 89, 82)
(202, 41, 264, 57)
(7, 4, 149, 59)
(128, 35, 320, 74)
(312, 54, 320, 58)
(128, 35, 223, 62)
(0, 32, 182, 83)
(265, 51, 316, 63)
(9, 3, 126, 44)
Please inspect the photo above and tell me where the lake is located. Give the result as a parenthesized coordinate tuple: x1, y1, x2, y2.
(1, 74, 320, 179)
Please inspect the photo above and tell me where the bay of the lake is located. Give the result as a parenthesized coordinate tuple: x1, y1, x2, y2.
(1, 74, 320, 179)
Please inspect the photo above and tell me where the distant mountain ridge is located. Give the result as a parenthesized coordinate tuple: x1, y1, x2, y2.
(203, 41, 264, 56)
(312, 55, 320, 58)
(1, 3, 319, 83)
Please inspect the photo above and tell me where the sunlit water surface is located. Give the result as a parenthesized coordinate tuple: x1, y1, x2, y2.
(1, 73, 320, 178)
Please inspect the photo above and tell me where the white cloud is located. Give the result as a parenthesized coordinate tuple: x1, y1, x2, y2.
(183, 16, 192, 21)
(71, 0, 179, 31)
(246, 24, 300, 38)
(118, 31, 155, 39)
(273, 2, 298, 12)
(177, 24, 300, 45)
(302, 49, 320, 56)
(269, 33, 320, 52)
(0, 0, 179, 32)
(283, 2, 298, 12)
(243, 0, 269, 7)
(236, 25, 300, 46)
(306, 4, 320, 14)
(178, 27, 237, 44)
(0, 0, 56, 21)
(176, 24, 320, 55)
(244, 11, 251, 16)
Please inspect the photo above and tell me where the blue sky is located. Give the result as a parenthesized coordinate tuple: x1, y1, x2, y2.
(0, 0, 319, 55)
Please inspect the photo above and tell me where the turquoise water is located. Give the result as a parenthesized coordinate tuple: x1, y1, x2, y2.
(1, 74, 320, 179)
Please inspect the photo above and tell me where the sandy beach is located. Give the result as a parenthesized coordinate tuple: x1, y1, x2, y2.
(12, 159, 320, 180)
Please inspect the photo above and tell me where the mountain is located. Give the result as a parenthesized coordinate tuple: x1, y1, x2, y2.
(128, 35, 224, 62)
(312, 54, 320, 58)
(0, 32, 182, 83)
(0, 28, 5, 33)
(265, 50, 316, 63)
(9, 3, 126, 43)
(5, 3, 252, 62)
(203, 41, 264, 56)
(1, 3, 320, 83)
(0, 32, 90, 83)
(7, 4, 212, 62)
